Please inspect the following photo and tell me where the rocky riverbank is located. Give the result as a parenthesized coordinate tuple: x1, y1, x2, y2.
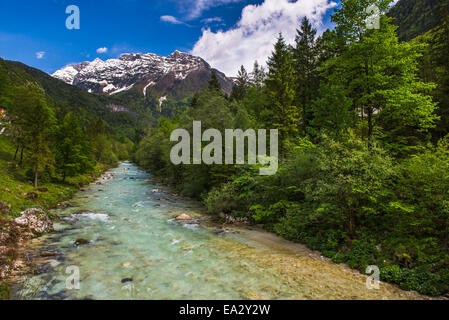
(0, 167, 115, 300)
(0, 208, 54, 298)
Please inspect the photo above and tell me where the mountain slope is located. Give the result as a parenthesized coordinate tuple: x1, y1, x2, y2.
(389, 0, 444, 41)
(2, 59, 145, 139)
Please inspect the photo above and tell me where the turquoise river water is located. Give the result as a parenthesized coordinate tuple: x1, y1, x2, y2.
(11, 162, 425, 300)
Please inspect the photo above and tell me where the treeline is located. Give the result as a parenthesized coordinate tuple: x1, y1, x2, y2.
(135, 0, 449, 296)
(0, 61, 133, 187)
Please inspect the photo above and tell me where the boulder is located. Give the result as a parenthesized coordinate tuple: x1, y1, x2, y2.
(14, 208, 53, 234)
(0, 201, 10, 215)
(176, 214, 192, 221)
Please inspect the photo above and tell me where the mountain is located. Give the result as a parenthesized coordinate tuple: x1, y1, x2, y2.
(389, 0, 444, 41)
(52, 50, 234, 98)
(1, 59, 146, 139)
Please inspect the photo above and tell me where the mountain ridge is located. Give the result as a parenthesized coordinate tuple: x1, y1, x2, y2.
(52, 50, 234, 97)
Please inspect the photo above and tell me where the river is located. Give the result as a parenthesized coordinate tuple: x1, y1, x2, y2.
(11, 162, 424, 300)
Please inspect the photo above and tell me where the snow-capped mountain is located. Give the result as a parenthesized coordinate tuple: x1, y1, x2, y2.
(52, 51, 233, 96)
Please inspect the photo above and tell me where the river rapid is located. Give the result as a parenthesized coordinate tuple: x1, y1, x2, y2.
(11, 162, 424, 300)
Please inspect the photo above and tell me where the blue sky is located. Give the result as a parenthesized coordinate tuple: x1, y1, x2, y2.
(0, 0, 338, 76)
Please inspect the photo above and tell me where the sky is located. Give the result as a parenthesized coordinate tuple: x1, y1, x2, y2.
(0, 0, 340, 76)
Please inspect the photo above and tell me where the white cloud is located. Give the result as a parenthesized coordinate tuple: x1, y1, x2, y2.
(160, 15, 185, 24)
(179, 0, 243, 20)
(96, 47, 108, 54)
(201, 17, 224, 24)
(36, 51, 45, 59)
(191, 0, 337, 76)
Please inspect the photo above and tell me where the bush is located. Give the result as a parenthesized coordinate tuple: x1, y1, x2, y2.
(203, 182, 242, 215)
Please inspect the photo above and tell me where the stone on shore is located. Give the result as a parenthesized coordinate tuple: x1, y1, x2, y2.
(14, 208, 53, 234)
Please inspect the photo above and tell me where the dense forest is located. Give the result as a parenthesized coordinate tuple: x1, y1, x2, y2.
(135, 0, 449, 296)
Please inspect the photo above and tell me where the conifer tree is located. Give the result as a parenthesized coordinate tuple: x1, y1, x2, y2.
(293, 17, 320, 134)
(208, 72, 222, 92)
(231, 65, 250, 101)
(251, 61, 266, 90)
(265, 33, 299, 159)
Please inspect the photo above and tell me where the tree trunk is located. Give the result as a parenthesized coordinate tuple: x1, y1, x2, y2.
(348, 209, 356, 239)
(368, 107, 373, 149)
(14, 145, 19, 161)
(34, 162, 38, 188)
(19, 147, 24, 166)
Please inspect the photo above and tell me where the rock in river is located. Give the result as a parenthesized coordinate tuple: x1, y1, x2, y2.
(75, 238, 89, 246)
(176, 214, 192, 221)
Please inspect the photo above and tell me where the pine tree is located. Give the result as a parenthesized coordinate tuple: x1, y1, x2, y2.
(208, 72, 222, 92)
(265, 33, 299, 159)
(293, 17, 320, 134)
(231, 65, 250, 101)
(251, 61, 266, 89)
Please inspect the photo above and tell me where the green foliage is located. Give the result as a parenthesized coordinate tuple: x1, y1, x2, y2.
(321, 17, 438, 156)
(203, 182, 241, 215)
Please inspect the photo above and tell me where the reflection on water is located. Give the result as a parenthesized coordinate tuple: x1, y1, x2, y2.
(12, 163, 424, 300)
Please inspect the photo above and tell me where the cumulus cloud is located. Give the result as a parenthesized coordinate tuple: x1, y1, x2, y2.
(96, 47, 108, 54)
(191, 0, 337, 76)
(160, 15, 185, 24)
(36, 51, 45, 59)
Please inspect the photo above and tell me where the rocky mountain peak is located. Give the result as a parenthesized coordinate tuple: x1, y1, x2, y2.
(52, 51, 232, 97)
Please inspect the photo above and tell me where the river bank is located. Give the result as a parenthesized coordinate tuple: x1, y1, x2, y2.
(6, 162, 433, 300)
(0, 158, 112, 299)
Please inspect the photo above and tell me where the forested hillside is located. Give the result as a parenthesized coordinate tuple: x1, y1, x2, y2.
(0, 58, 137, 216)
(135, 0, 449, 297)
(389, 0, 445, 41)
